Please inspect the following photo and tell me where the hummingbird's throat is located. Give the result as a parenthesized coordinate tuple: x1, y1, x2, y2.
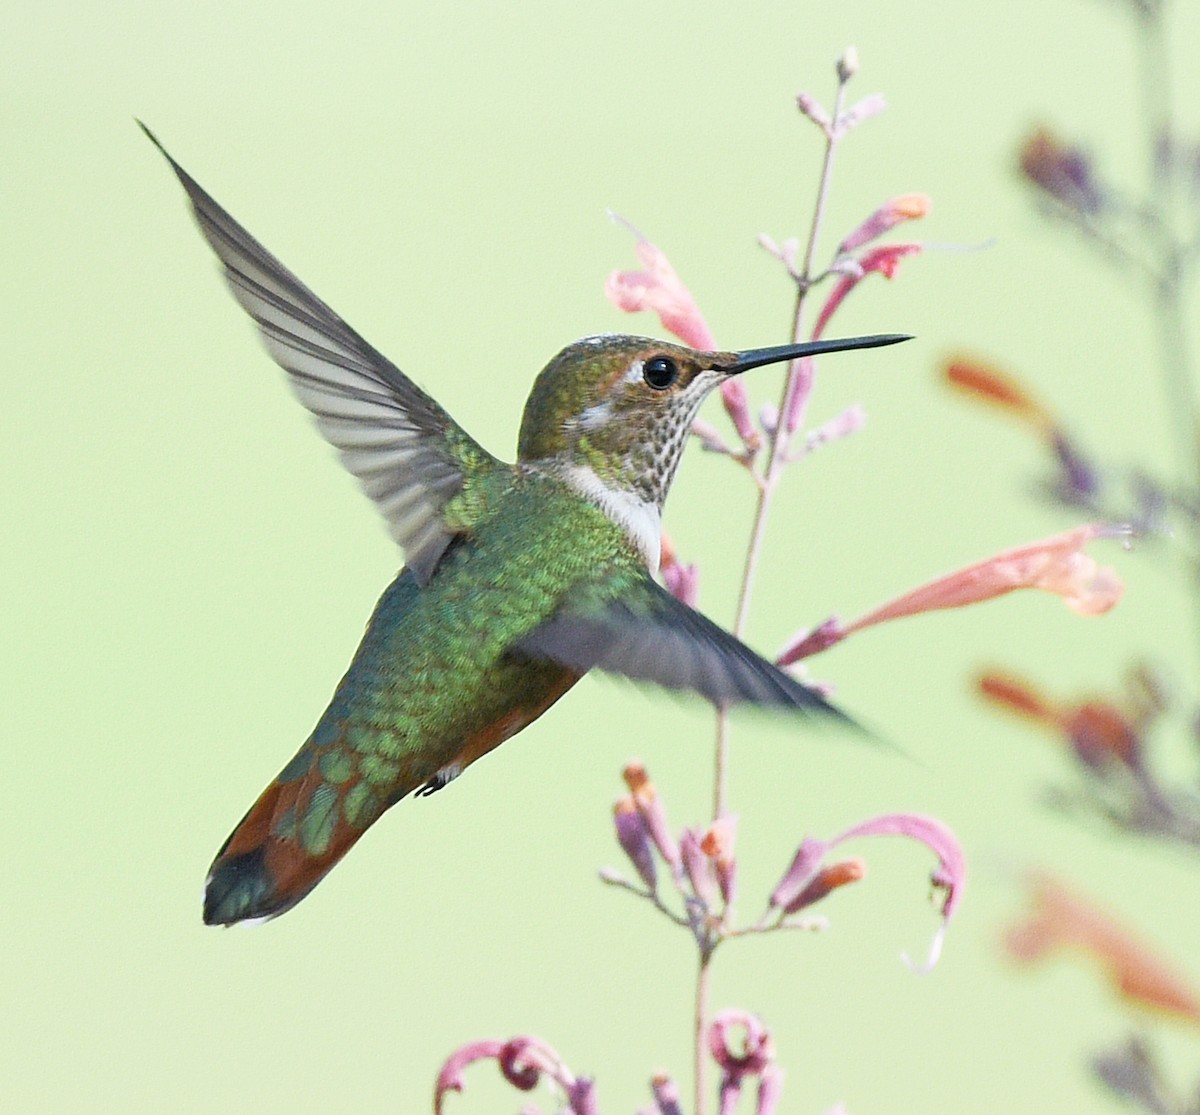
(556, 463, 663, 570)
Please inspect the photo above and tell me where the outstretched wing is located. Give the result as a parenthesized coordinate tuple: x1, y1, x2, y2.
(517, 571, 854, 722)
(142, 123, 498, 584)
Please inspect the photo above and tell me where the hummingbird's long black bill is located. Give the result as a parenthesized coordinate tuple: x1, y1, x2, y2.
(725, 333, 912, 373)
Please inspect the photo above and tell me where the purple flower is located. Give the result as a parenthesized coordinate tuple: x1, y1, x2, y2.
(1019, 127, 1104, 215)
(623, 762, 681, 873)
(613, 795, 657, 890)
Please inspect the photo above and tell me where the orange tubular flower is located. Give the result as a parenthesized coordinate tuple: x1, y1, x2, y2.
(1006, 872, 1200, 1025)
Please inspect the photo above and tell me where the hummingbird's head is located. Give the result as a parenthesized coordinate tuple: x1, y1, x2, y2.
(517, 332, 909, 566)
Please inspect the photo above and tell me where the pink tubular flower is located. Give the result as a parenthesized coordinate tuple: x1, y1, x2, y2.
(838, 194, 931, 255)
(720, 378, 762, 454)
(613, 795, 657, 890)
(812, 242, 922, 340)
(623, 762, 681, 871)
(659, 531, 700, 607)
(605, 219, 716, 350)
(777, 858, 866, 915)
(1006, 872, 1200, 1025)
(768, 812, 966, 970)
(681, 827, 720, 908)
(650, 1073, 684, 1115)
(701, 815, 739, 907)
(778, 523, 1125, 664)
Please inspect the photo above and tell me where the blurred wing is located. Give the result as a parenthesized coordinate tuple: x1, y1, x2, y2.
(518, 573, 853, 721)
(142, 123, 498, 584)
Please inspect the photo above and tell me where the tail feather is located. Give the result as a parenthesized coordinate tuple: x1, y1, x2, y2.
(203, 747, 395, 926)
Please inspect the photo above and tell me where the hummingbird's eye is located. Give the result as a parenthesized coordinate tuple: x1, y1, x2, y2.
(643, 355, 679, 390)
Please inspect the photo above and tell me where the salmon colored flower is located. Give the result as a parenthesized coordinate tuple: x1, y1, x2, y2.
(977, 671, 1142, 770)
(779, 523, 1125, 664)
(812, 242, 922, 340)
(605, 218, 716, 350)
(943, 356, 1055, 433)
(777, 858, 866, 915)
(838, 194, 931, 255)
(1005, 872, 1200, 1024)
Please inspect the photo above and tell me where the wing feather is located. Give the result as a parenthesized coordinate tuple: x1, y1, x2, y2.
(518, 573, 854, 722)
(142, 123, 498, 583)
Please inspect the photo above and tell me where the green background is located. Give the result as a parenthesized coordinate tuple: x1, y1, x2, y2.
(5, 1, 1199, 1111)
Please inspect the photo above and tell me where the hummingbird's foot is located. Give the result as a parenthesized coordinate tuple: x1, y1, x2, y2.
(417, 763, 462, 797)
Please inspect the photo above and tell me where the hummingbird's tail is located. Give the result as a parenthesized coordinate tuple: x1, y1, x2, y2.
(202, 738, 393, 926)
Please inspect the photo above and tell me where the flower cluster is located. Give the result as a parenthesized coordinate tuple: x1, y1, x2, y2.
(436, 1010, 847, 1115)
(604, 763, 965, 971)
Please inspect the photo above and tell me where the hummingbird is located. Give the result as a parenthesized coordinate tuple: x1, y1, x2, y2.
(141, 124, 909, 926)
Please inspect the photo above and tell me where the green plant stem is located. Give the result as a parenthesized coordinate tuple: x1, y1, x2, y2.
(696, 70, 850, 1115)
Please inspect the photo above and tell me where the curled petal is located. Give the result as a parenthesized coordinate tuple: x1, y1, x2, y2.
(435, 1037, 581, 1113)
(435, 1040, 505, 1115)
(840, 524, 1125, 636)
(708, 1009, 774, 1079)
(835, 812, 966, 923)
(605, 217, 716, 350)
(943, 357, 1054, 432)
(813, 243, 921, 339)
(1006, 872, 1200, 1024)
(838, 194, 931, 255)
